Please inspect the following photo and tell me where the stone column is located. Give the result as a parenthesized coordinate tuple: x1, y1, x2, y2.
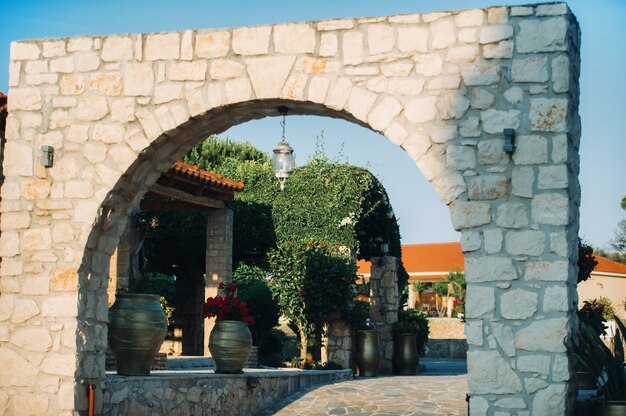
(321, 312, 353, 369)
(203, 207, 233, 355)
(369, 256, 399, 374)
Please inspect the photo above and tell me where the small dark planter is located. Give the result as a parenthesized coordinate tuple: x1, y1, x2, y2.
(393, 333, 418, 375)
(355, 329, 380, 377)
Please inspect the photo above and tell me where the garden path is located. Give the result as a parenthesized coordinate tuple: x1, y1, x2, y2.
(257, 359, 468, 416)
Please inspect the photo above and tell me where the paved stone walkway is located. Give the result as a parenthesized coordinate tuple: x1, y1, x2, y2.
(258, 359, 468, 416)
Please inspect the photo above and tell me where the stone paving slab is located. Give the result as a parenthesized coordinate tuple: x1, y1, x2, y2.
(257, 359, 468, 415)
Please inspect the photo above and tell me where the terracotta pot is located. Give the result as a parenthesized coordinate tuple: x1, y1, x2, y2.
(108, 293, 167, 376)
(393, 333, 418, 375)
(355, 330, 380, 377)
(209, 320, 252, 374)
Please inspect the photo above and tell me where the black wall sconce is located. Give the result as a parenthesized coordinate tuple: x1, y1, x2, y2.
(503, 128, 516, 155)
(41, 145, 54, 167)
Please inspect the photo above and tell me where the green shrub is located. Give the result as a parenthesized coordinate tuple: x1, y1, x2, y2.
(258, 328, 289, 367)
(233, 264, 280, 346)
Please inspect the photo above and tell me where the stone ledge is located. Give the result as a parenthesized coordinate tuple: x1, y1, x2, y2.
(102, 368, 353, 415)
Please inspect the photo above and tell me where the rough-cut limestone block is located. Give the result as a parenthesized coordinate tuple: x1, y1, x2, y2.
(455, 9, 484, 27)
(447, 145, 476, 171)
(10, 297, 41, 324)
(346, 87, 376, 123)
(195, 31, 230, 58)
(317, 19, 353, 31)
(512, 135, 548, 164)
(10, 327, 53, 352)
(465, 319, 483, 346)
(319, 33, 337, 57)
(483, 40, 514, 59)
(123, 63, 154, 96)
(60, 74, 86, 95)
(232, 26, 271, 55)
(41, 352, 76, 377)
(479, 25, 513, 44)
(461, 231, 481, 252)
(552, 55, 569, 93)
(524, 260, 568, 282)
(505, 230, 545, 256)
(145, 33, 180, 60)
(274, 23, 316, 54)
(500, 289, 538, 319)
(491, 322, 516, 357)
(465, 285, 495, 318)
(496, 202, 528, 229)
(92, 123, 124, 144)
(529, 98, 568, 132)
(468, 350, 523, 394)
(517, 18, 567, 53)
(549, 232, 568, 257)
(342, 32, 364, 65)
(538, 165, 567, 189)
(50, 56, 74, 73)
(483, 229, 502, 254)
(471, 88, 495, 110)
(102, 36, 133, 61)
(531, 193, 568, 226)
(531, 384, 567, 415)
(8, 88, 42, 111)
(307, 76, 330, 104)
(43, 40, 65, 57)
(246, 56, 295, 99)
(432, 170, 466, 205)
(397, 27, 428, 52)
(462, 63, 500, 86)
(543, 285, 569, 312)
(511, 166, 534, 198)
(10, 42, 41, 60)
(449, 201, 491, 230)
(154, 84, 183, 104)
(77, 53, 100, 72)
(413, 53, 443, 76)
(22, 228, 52, 251)
(210, 59, 244, 80)
(436, 93, 468, 120)
(224, 78, 252, 104)
(431, 20, 456, 49)
(467, 175, 509, 201)
(169, 61, 207, 81)
(368, 24, 395, 55)
(368, 97, 402, 132)
(481, 109, 521, 134)
(88, 72, 122, 96)
(458, 28, 477, 43)
(404, 96, 436, 123)
(22, 178, 51, 200)
(465, 256, 516, 282)
(515, 318, 567, 352)
(517, 354, 550, 374)
(512, 57, 548, 82)
(4, 142, 34, 177)
(416, 153, 445, 181)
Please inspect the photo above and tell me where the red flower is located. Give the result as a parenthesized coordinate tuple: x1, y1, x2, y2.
(334, 242, 339, 247)
(232, 298, 240, 307)
(299, 290, 307, 297)
(307, 242, 313, 247)
(218, 282, 225, 289)
(229, 282, 237, 292)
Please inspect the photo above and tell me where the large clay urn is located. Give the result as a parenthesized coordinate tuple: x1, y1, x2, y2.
(209, 320, 252, 374)
(108, 293, 167, 376)
(355, 329, 380, 377)
(393, 333, 419, 375)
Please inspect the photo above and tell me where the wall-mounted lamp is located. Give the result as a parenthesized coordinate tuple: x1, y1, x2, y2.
(41, 145, 54, 167)
(503, 128, 516, 155)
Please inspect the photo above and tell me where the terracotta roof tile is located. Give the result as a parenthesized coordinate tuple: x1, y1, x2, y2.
(168, 161, 244, 192)
(594, 255, 626, 275)
(357, 242, 626, 281)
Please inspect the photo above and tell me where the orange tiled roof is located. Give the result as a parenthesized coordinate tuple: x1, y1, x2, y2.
(356, 242, 626, 281)
(594, 255, 626, 276)
(168, 161, 244, 192)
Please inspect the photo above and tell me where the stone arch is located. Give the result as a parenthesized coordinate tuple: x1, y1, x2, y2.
(1, 3, 581, 414)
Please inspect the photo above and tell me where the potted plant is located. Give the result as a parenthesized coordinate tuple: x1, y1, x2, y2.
(577, 300, 609, 388)
(392, 308, 429, 375)
(575, 315, 626, 415)
(204, 282, 255, 374)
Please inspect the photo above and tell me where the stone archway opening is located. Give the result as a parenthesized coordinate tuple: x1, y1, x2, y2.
(2, 3, 581, 414)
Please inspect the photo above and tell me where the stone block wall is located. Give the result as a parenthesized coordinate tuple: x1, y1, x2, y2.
(1, 3, 581, 414)
(369, 256, 399, 374)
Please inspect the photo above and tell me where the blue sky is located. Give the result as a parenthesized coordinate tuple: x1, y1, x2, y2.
(1, 0, 625, 249)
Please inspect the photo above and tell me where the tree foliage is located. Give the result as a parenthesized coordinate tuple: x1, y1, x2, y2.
(268, 241, 358, 358)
